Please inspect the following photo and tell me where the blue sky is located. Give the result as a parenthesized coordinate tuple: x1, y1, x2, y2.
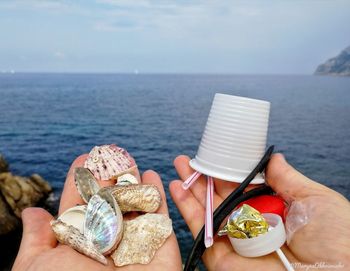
(0, 0, 349, 74)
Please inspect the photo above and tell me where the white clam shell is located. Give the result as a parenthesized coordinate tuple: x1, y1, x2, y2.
(51, 189, 123, 262)
(58, 205, 87, 234)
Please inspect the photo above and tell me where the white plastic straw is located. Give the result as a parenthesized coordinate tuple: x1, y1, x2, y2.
(276, 248, 294, 271)
(204, 175, 214, 248)
(182, 171, 202, 190)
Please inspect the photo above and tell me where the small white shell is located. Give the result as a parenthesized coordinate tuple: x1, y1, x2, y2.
(58, 205, 87, 234)
(84, 144, 137, 181)
(116, 173, 139, 186)
(51, 220, 107, 265)
(84, 193, 123, 255)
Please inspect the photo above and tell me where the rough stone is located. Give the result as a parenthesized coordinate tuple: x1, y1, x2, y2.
(0, 155, 9, 173)
(0, 154, 52, 235)
(0, 194, 19, 235)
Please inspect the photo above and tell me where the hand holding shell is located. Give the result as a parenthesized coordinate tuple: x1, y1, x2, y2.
(51, 144, 172, 267)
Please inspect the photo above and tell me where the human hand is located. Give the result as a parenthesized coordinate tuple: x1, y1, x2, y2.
(169, 153, 350, 271)
(13, 154, 182, 271)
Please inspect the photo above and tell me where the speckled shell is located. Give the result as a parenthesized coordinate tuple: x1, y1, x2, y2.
(107, 184, 161, 213)
(84, 193, 123, 255)
(74, 168, 100, 204)
(84, 144, 137, 181)
(111, 213, 173, 266)
(51, 220, 107, 265)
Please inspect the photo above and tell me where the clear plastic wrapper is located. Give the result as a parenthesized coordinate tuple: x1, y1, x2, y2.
(285, 198, 315, 244)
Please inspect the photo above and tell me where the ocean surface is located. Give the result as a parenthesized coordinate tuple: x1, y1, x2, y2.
(0, 73, 349, 265)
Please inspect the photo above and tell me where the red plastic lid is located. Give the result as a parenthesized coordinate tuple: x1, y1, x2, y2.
(237, 195, 286, 221)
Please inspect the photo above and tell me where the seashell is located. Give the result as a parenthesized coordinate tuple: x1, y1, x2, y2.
(74, 168, 100, 204)
(106, 184, 161, 213)
(84, 193, 123, 255)
(84, 144, 137, 181)
(116, 173, 139, 186)
(58, 205, 87, 234)
(111, 213, 173, 266)
(51, 219, 107, 265)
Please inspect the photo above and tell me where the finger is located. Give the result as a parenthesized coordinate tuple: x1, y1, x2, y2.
(59, 154, 88, 215)
(169, 180, 205, 238)
(213, 178, 240, 199)
(142, 170, 169, 214)
(13, 208, 56, 270)
(174, 155, 207, 206)
(266, 153, 328, 202)
(174, 155, 222, 207)
(131, 157, 141, 183)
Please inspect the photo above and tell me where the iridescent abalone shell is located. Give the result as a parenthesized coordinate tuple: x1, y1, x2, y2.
(84, 194, 123, 255)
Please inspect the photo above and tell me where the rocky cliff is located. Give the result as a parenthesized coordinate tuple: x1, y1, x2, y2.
(315, 46, 350, 76)
(0, 154, 53, 270)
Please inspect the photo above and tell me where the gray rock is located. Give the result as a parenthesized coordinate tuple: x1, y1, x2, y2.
(315, 46, 350, 76)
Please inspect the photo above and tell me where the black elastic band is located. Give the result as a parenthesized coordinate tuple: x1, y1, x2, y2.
(184, 145, 275, 271)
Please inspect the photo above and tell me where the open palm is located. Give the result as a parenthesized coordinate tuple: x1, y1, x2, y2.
(13, 155, 182, 271)
(169, 154, 350, 271)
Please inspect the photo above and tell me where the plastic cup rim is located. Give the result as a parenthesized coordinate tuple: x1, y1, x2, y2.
(189, 158, 265, 184)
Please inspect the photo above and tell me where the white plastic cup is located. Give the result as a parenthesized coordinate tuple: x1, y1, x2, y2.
(190, 93, 270, 184)
(229, 213, 286, 257)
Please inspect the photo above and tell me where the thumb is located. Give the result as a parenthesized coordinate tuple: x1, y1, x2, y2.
(13, 208, 57, 270)
(265, 153, 328, 203)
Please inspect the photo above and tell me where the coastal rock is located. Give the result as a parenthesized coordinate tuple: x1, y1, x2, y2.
(0, 173, 52, 218)
(0, 155, 9, 173)
(0, 194, 19, 235)
(315, 46, 350, 76)
(0, 154, 52, 235)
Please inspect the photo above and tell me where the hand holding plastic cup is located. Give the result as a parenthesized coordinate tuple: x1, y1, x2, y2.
(188, 93, 271, 184)
(182, 93, 271, 248)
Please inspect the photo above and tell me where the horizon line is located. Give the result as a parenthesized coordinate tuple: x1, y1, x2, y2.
(0, 71, 313, 76)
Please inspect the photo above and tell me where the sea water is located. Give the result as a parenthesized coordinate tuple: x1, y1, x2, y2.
(0, 73, 349, 262)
